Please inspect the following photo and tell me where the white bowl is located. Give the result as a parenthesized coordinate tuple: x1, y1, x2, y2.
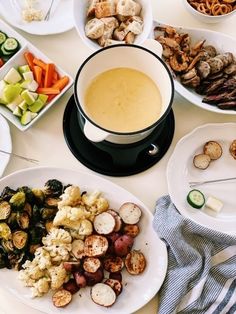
(0, 19, 73, 131)
(183, 0, 236, 24)
(73, 0, 153, 51)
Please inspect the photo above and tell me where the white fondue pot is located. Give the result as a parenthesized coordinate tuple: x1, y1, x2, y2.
(74, 40, 174, 144)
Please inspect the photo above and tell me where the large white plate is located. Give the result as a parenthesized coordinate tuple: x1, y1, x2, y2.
(0, 167, 167, 314)
(152, 22, 236, 115)
(0, 114, 12, 177)
(0, 0, 74, 35)
(167, 123, 236, 235)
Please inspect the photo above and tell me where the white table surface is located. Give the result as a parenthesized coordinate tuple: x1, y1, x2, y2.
(0, 0, 235, 313)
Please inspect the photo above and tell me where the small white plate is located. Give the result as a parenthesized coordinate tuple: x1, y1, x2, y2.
(167, 123, 236, 235)
(0, 167, 168, 314)
(0, 114, 12, 177)
(0, 0, 74, 35)
(152, 21, 236, 115)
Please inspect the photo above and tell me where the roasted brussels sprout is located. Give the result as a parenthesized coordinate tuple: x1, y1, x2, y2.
(44, 179, 63, 197)
(0, 201, 11, 220)
(44, 198, 60, 208)
(24, 203, 32, 217)
(12, 230, 28, 250)
(1, 239, 14, 253)
(0, 223, 11, 240)
(17, 186, 34, 204)
(7, 212, 18, 229)
(9, 192, 26, 211)
(32, 188, 45, 206)
(0, 186, 16, 201)
(17, 212, 30, 230)
(7, 251, 26, 270)
(29, 244, 41, 255)
(29, 223, 46, 245)
(41, 207, 58, 220)
(31, 204, 41, 224)
(0, 246, 8, 268)
(45, 220, 54, 233)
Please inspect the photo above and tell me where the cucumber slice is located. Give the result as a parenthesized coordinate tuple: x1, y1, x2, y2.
(3, 38, 19, 53)
(187, 189, 205, 209)
(1, 45, 13, 56)
(0, 32, 7, 45)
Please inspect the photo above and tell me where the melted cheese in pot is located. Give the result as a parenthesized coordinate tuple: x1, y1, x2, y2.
(84, 67, 162, 133)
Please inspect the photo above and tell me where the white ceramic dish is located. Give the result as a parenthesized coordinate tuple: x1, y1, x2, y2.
(152, 21, 236, 115)
(167, 123, 236, 235)
(0, 114, 12, 177)
(0, 167, 168, 314)
(0, 0, 74, 35)
(0, 19, 74, 131)
(183, 0, 236, 24)
(74, 0, 153, 51)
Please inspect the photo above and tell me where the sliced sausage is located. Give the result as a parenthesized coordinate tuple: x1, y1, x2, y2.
(63, 261, 81, 272)
(104, 279, 123, 296)
(109, 271, 122, 282)
(84, 268, 104, 286)
(73, 272, 87, 288)
(83, 257, 101, 273)
(94, 212, 116, 235)
(114, 235, 134, 257)
(125, 250, 146, 275)
(91, 283, 116, 307)
(123, 224, 140, 237)
(63, 279, 80, 295)
(203, 141, 222, 160)
(52, 289, 72, 308)
(119, 202, 142, 224)
(107, 209, 122, 232)
(84, 235, 108, 257)
(103, 256, 124, 273)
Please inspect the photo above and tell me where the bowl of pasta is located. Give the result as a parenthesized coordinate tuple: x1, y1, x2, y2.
(183, 0, 236, 23)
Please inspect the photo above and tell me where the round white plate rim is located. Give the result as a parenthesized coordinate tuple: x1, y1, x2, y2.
(0, 114, 12, 177)
(0, 166, 168, 314)
(0, 0, 74, 35)
(152, 21, 236, 115)
(167, 122, 236, 235)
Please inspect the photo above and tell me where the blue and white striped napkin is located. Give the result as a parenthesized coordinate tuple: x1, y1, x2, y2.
(153, 196, 236, 314)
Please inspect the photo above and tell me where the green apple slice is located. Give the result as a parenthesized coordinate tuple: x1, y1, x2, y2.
(6, 103, 17, 112)
(4, 68, 22, 84)
(21, 90, 35, 105)
(3, 84, 22, 103)
(23, 71, 34, 82)
(28, 99, 45, 113)
(38, 94, 48, 104)
(13, 106, 22, 117)
(21, 111, 32, 125)
(18, 65, 30, 74)
(18, 100, 28, 111)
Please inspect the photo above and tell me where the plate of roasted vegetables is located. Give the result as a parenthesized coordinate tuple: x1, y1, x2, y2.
(0, 167, 167, 314)
(167, 123, 236, 235)
(153, 22, 236, 114)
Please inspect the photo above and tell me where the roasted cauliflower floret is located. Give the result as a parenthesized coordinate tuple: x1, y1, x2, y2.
(48, 263, 69, 290)
(53, 205, 91, 228)
(42, 228, 72, 263)
(21, 260, 45, 281)
(31, 277, 50, 298)
(82, 191, 109, 217)
(58, 185, 81, 208)
(34, 247, 51, 270)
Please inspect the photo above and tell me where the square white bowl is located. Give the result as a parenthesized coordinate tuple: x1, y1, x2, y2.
(73, 0, 153, 51)
(0, 20, 74, 131)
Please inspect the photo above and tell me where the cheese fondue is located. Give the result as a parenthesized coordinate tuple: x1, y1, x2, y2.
(84, 67, 162, 133)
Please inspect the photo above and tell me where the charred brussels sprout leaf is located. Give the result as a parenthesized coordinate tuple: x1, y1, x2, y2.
(17, 212, 30, 230)
(17, 186, 34, 204)
(29, 224, 46, 245)
(7, 212, 18, 229)
(44, 197, 60, 208)
(9, 192, 26, 211)
(7, 251, 26, 270)
(31, 204, 41, 224)
(0, 201, 11, 220)
(32, 188, 45, 206)
(1, 239, 14, 253)
(0, 223, 12, 240)
(41, 207, 58, 220)
(12, 230, 28, 250)
(44, 179, 63, 197)
(24, 203, 32, 217)
(1, 186, 16, 201)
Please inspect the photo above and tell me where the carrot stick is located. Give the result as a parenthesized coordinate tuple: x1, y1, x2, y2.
(37, 87, 60, 95)
(33, 66, 43, 86)
(24, 52, 35, 71)
(52, 76, 69, 91)
(47, 94, 57, 102)
(44, 63, 55, 88)
(33, 58, 47, 71)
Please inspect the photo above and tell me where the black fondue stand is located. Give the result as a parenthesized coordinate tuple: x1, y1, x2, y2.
(63, 95, 175, 177)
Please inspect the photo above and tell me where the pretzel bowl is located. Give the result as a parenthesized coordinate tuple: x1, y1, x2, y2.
(183, 0, 236, 23)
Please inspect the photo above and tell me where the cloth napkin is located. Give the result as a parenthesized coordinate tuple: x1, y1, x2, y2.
(153, 196, 236, 314)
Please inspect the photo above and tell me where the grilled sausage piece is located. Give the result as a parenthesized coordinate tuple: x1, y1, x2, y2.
(125, 250, 146, 275)
(91, 283, 117, 307)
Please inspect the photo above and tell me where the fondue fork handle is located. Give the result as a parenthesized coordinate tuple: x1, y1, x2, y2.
(189, 177, 236, 187)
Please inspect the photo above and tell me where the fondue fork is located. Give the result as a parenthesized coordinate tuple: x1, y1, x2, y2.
(0, 149, 39, 164)
(189, 177, 236, 187)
